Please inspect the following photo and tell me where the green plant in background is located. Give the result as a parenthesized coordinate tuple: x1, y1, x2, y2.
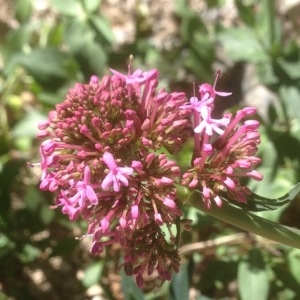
(0, 0, 114, 299)
(1, 0, 300, 299)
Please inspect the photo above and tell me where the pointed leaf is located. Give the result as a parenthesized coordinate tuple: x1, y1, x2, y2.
(89, 15, 115, 44)
(238, 248, 269, 300)
(82, 261, 104, 288)
(15, 0, 32, 23)
(288, 249, 300, 285)
(82, 0, 101, 13)
(50, 0, 83, 17)
(217, 27, 268, 63)
(235, 183, 300, 212)
(169, 263, 190, 300)
(277, 58, 300, 80)
(279, 86, 300, 122)
(273, 265, 300, 293)
(120, 267, 145, 300)
(254, 0, 281, 50)
(12, 109, 47, 138)
(187, 190, 300, 249)
(5, 48, 69, 82)
(234, 1, 255, 27)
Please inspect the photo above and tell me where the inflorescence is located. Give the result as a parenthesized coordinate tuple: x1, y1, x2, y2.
(37, 65, 263, 287)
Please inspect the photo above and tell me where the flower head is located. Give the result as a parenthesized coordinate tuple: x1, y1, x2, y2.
(37, 66, 191, 288)
(181, 74, 263, 207)
(37, 64, 263, 288)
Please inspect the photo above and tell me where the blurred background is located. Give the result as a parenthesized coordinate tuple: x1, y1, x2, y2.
(1, 0, 300, 299)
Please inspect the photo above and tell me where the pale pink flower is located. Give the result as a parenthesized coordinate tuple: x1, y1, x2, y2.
(181, 73, 262, 208)
(101, 152, 133, 192)
(199, 82, 231, 101)
(194, 105, 230, 135)
(69, 166, 98, 206)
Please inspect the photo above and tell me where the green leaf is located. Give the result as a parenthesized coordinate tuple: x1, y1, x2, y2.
(64, 19, 107, 72)
(15, 0, 32, 23)
(256, 61, 279, 85)
(82, 261, 104, 288)
(64, 20, 92, 53)
(5, 48, 69, 82)
(40, 204, 55, 225)
(0, 159, 26, 212)
(37, 91, 67, 106)
(24, 187, 44, 213)
(12, 109, 47, 138)
(254, 0, 281, 51)
(288, 249, 300, 285)
(51, 237, 79, 256)
(18, 244, 40, 263)
(234, 0, 255, 27)
(47, 23, 64, 47)
(217, 27, 269, 63)
(186, 32, 214, 77)
(82, 0, 101, 13)
(0, 234, 16, 258)
(238, 248, 269, 300)
(279, 86, 300, 122)
(50, 0, 83, 17)
(197, 260, 237, 295)
(168, 263, 190, 300)
(273, 265, 300, 293)
(89, 15, 115, 44)
(277, 58, 300, 80)
(84, 42, 107, 73)
(3, 24, 35, 55)
(236, 183, 300, 212)
(187, 190, 300, 249)
(120, 266, 145, 300)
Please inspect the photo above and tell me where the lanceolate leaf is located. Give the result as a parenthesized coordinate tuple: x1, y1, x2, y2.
(187, 190, 300, 249)
(238, 248, 269, 300)
(169, 263, 190, 300)
(235, 183, 300, 212)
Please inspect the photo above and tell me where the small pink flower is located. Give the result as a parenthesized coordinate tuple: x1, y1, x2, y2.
(101, 152, 133, 192)
(194, 105, 230, 135)
(110, 68, 158, 84)
(70, 166, 98, 206)
(181, 73, 262, 208)
(180, 96, 211, 112)
(199, 83, 231, 101)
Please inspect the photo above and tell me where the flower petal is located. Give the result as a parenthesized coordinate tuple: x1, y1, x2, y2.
(103, 152, 117, 170)
(85, 185, 98, 205)
(101, 172, 114, 190)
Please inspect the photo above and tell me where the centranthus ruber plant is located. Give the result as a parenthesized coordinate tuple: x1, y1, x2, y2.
(37, 63, 300, 289)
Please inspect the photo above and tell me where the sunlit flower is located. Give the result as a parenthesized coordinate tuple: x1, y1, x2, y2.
(37, 66, 191, 287)
(37, 63, 263, 287)
(181, 77, 263, 208)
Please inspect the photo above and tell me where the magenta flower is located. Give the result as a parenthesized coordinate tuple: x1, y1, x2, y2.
(37, 65, 190, 288)
(101, 152, 133, 192)
(181, 75, 262, 208)
(37, 64, 262, 288)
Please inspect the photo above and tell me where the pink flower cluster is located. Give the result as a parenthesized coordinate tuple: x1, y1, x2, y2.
(37, 66, 263, 287)
(38, 67, 191, 287)
(181, 76, 263, 208)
